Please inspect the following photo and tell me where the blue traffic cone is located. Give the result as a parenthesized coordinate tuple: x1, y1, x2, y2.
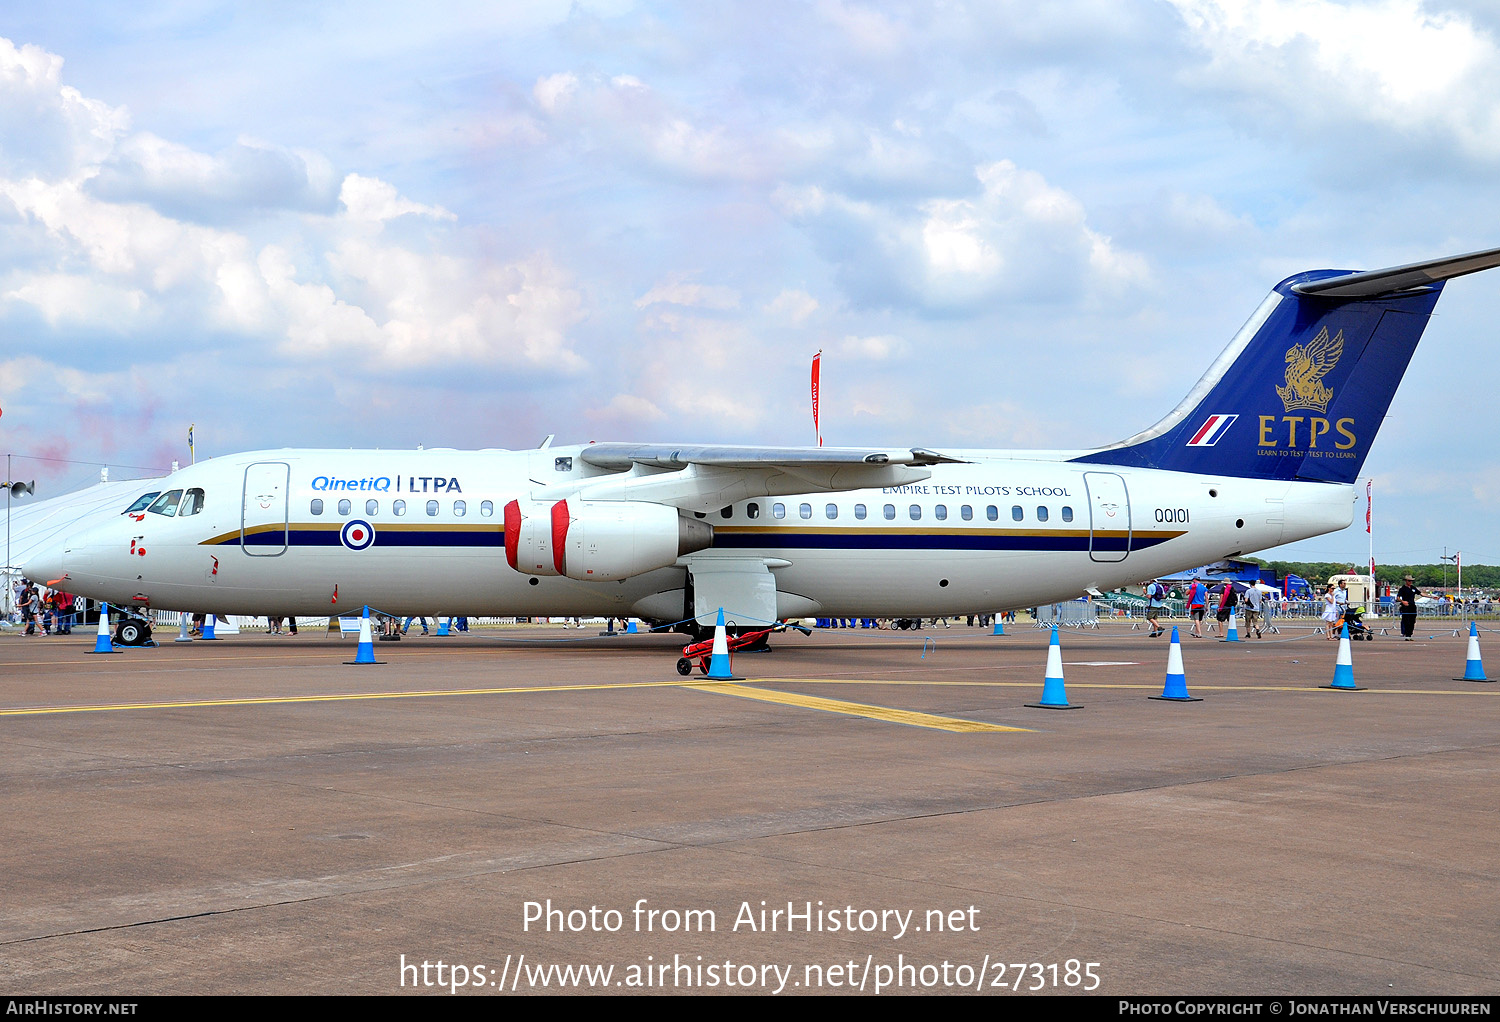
(436, 616, 451, 636)
(1458, 622, 1491, 682)
(1222, 608, 1240, 642)
(88, 602, 117, 654)
(1151, 627, 1202, 701)
(992, 617, 1005, 636)
(343, 606, 384, 665)
(1027, 626, 1081, 708)
(200, 613, 219, 640)
(1323, 623, 1362, 690)
(626, 619, 638, 633)
(705, 608, 740, 680)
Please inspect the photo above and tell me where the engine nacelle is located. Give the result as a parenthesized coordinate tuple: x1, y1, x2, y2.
(504, 499, 561, 576)
(553, 499, 713, 581)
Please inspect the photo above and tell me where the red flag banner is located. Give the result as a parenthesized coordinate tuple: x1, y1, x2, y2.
(811, 350, 822, 447)
(1365, 479, 1371, 533)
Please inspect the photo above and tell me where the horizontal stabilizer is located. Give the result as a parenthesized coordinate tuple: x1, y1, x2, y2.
(1291, 245, 1500, 298)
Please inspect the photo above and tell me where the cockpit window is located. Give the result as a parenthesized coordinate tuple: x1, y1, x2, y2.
(180, 488, 205, 516)
(124, 492, 161, 514)
(148, 489, 184, 516)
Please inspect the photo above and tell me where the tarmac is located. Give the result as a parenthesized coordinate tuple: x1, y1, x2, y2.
(1, 618, 1496, 996)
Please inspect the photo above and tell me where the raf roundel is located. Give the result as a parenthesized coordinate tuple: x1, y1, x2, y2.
(340, 519, 376, 551)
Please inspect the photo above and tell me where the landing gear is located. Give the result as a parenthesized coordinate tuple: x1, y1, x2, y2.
(114, 618, 153, 646)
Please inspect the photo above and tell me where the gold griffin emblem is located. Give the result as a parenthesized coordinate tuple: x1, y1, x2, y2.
(1276, 326, 1344, 414)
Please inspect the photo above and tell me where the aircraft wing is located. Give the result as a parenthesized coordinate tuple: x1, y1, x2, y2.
(578, 443, 964, 470)
(537, 444, 967, 512)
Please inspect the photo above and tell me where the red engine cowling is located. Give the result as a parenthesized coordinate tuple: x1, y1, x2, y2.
(503, 499, 561, 576)
(506, 499, 712, 581)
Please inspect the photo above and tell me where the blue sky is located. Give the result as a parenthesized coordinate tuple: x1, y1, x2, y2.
(2, 0, 1499, 567)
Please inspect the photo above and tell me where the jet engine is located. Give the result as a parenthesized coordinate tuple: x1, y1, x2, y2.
(505, 499, 713, 581)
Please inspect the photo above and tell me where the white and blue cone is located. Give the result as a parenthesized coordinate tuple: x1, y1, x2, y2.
(705, 608, 740, 680)
(200, 613, 219, 640)
(344, 606, 384, 666)
(1323, 623, 1362, 690)
(1151, 626, 1201, 701)
(88, 602, 117, 654)
(1223, 607, 1240, 642)
(175, 611, 194, 643)
(1027, 626, 1080, 709)
(1458, 622, 1491, 682)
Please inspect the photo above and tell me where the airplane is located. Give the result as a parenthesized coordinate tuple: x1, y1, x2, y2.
(23, 246, 1500, 639)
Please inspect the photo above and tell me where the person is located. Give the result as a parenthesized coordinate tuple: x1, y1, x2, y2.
(1321, 584, 1340, 639)
(17, 582, 38, 636)
(1244, 584, 1264, 638)
(1143, 580, 1166, 637)
(402, 615, 429, 635)
(1186, 579, 1207, 637)
(1215, 582, 1237, 631)
(1397, 574, 1420, 641)
(1334, 579, 1350, 632)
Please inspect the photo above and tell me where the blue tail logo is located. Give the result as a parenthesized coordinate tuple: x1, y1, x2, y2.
(1276, 327, 1343, 413)
(1073, 246, 1500, 485)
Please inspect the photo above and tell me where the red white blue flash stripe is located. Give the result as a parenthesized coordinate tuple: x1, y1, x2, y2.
(1186, 414, 1238, 447)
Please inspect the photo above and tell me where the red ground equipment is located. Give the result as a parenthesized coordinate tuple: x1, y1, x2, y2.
(676, 626, 775, 676)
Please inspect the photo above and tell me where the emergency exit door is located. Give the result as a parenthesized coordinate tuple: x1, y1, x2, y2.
(242, 462, 289, 556)
(1084, 471, 1131, 563)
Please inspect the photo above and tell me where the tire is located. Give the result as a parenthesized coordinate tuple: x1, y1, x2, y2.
(116, 621, 145, 646)
(676, 658, 693, 676)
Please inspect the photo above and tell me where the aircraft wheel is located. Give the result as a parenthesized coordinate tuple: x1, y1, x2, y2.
(115, 621, 147, 646)
(676, 658, 693, 676)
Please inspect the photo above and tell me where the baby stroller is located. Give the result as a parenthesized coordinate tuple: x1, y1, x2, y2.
(1343, 605, 1375, 641)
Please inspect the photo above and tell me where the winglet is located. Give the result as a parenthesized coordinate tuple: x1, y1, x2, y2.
(1291, 245, 1500, 298)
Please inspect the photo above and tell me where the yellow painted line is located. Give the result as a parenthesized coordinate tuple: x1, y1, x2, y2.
(682, 682, 1031, 732)
(0, 679, 706, 717)
(765, 678, 1499, 695)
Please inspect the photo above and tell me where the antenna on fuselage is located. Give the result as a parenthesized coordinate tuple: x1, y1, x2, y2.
(538, 435, 555, 449)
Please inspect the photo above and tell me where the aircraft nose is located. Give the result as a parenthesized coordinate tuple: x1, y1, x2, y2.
(22, 540, 68, 587)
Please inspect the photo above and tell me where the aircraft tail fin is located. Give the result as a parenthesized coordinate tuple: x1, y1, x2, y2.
(1072, 247, 1500, 484)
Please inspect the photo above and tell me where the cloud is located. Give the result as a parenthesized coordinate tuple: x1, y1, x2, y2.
(1169, 0, 1500, 164)
(763, 288, 819, 324)
(89, 134, 341, 222)
(776, 159, 1148, 311)
(0, 36, 584, 374)
(635, 276, 741, 311)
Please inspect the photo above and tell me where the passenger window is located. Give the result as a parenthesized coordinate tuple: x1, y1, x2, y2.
(124, 491, 161, 514)
(338, 498, 351, 515)
(721, 506, 732, 519)
(1062, 506, 1073, 522)
(799, 503, 812, 519)
(773, 503, 786, 519)
(909, 504, 921, 521)
(961, 505, 973, 521)
(825, 504, 838, 520)
(986, 505, 998, 521)
(311, 499, 324, 516)
(854, 504, 866, 520)
(1037, 506, 1049, 522)
(148, 490, 184, 516)
(935, 504, 947, 521)
(883, 504, 895, 520)
(454, 500, 466, 517)
(181, 488, 205, 515)
(426, 500, 439, 516)
(1012, 505, 1023, 522)
(747, 503, 760, 519)
(394, 500, 406, 516)
(480, 500, 494, 517)
(366, 499, 379, 516)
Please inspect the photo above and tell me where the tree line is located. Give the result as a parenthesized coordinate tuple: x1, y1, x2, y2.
(1250, 560, 1497, 590)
